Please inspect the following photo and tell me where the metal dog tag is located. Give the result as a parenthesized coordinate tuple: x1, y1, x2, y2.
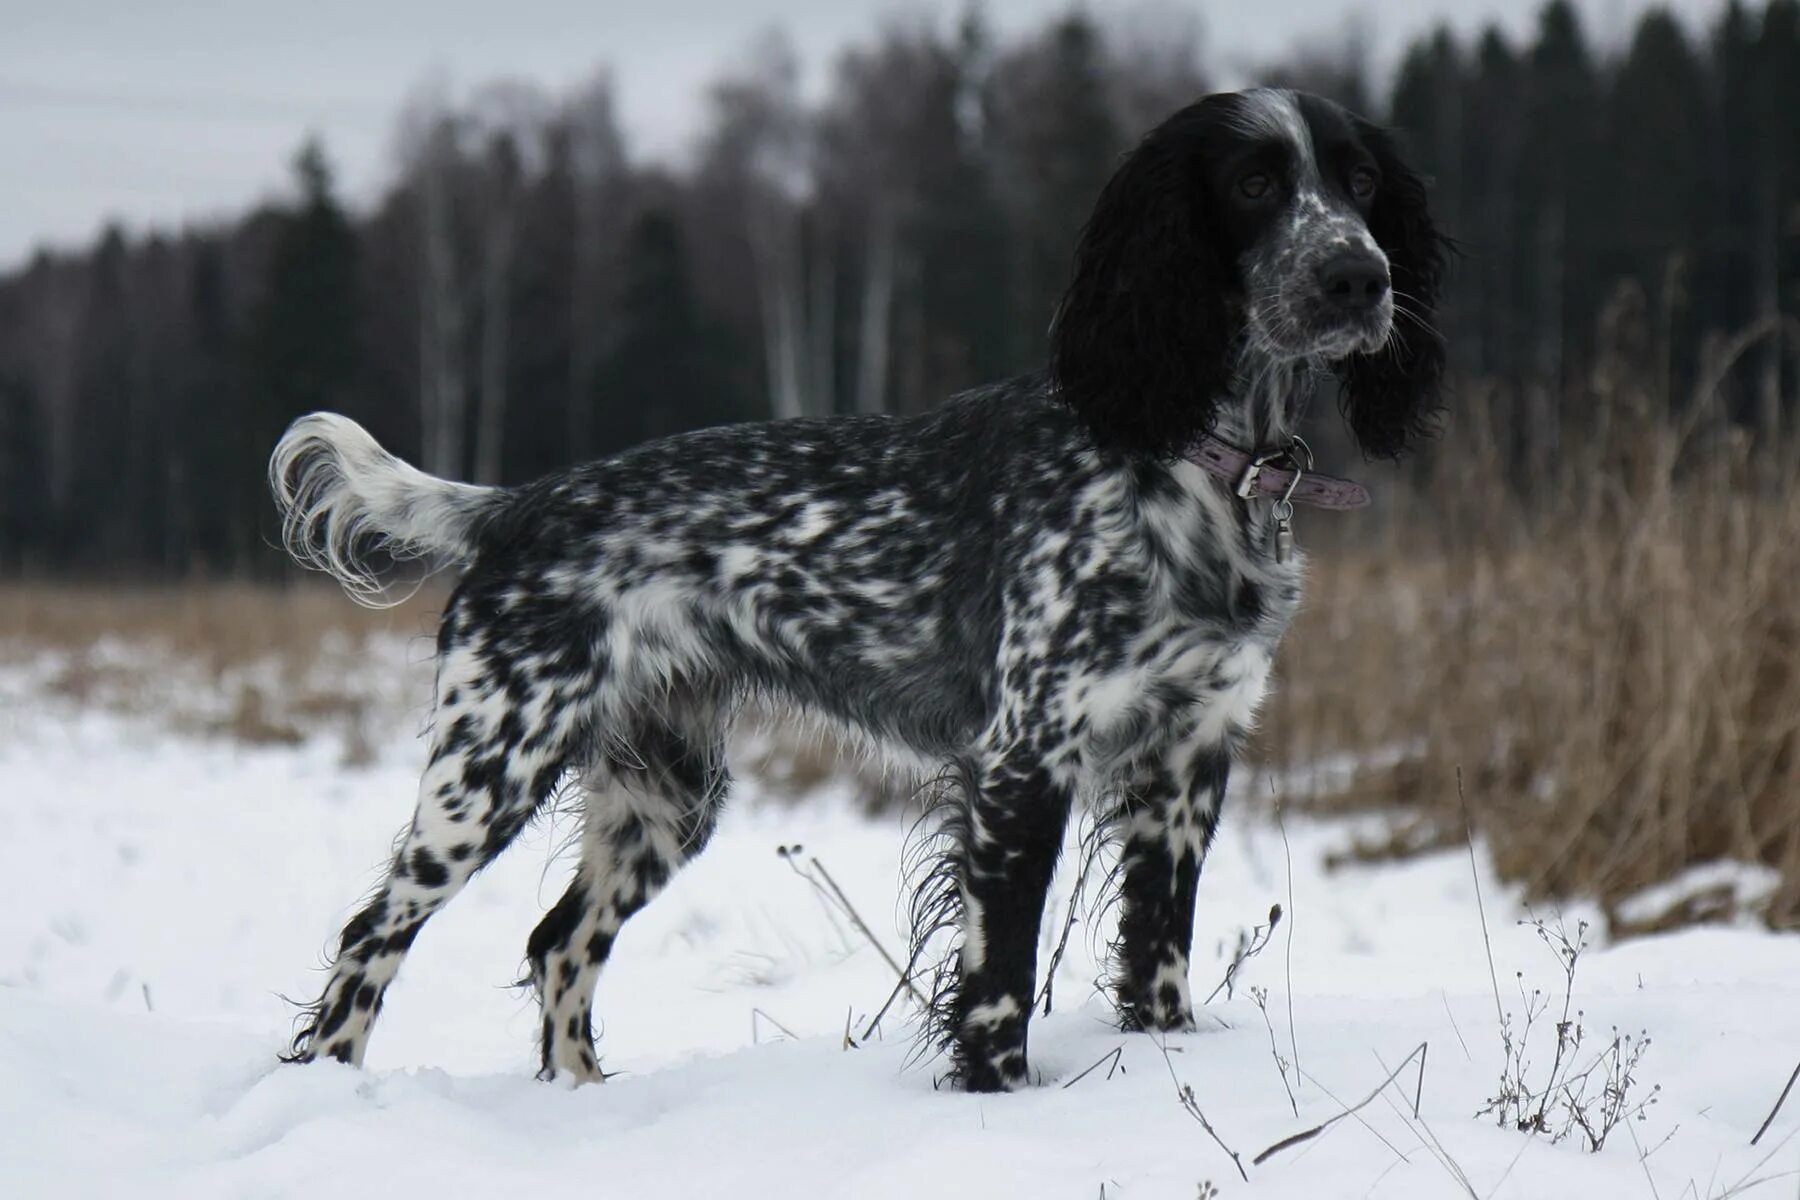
(1271, 454, 1304, 564)
(1273, 501, 1295, 563)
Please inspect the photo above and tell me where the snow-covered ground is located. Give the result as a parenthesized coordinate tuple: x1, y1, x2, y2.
(5, 660, 1800, 1199)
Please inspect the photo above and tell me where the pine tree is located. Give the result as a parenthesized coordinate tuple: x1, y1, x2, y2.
(1389, 28, 1462, 204)
(66, 226, 136, 567)
(1516, 2, 1605, 394)
(1709, 0, 1761, 374)
(1458, 27, 1527, 383)
(899, 11, 1012, 403)
(0, 372, 47, 573)
(179, 238, 248, 570)
(249, 138, 363, 557)
(1753, 0, 1800, 432)
(989, 13, 1123, 368)
(1608, 10, 1709, 403)
(1389, 28, 1466, 369)
(506, 120, 580, 482)
(594, 205, 745, 456)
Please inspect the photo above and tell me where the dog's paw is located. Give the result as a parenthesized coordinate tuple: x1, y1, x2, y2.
(959, 1052, 1031, 1093)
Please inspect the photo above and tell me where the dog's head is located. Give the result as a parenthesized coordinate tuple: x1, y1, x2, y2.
(1051, 88, 1447, 460)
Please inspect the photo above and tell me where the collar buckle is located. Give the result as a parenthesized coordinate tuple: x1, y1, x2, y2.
(1234, 436, 1313, 500)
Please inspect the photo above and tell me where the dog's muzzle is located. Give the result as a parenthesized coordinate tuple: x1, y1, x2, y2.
(1315, 251, 1390, 314)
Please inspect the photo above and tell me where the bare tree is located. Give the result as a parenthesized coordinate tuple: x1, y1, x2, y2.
(854, 200, 896, 414)
(701, 29, 817, 420)
(562, 72, 626, 459)
(806, 207, 837, 414)
(474, 138, 517, 486)
(987, 14, 1124, 367)
(468, 81, 548, 484)
(817, 16, 973, 415)
(397, 80, 469, 478)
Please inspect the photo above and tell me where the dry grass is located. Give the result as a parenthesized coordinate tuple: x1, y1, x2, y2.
(0, 580, 439, 663)
(1261, 304, 1800, 933)
(0, 581, 442, 755)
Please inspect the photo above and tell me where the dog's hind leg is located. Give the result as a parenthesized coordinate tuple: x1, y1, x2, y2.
(1112, 742, 1230, 1033)
(526, 717, 727, 1083)
(285, 604, 582, 1068)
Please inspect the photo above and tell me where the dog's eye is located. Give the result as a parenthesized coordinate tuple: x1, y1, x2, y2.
(1238, 173, 1273, 200)
(1350, 167, 1379, 199)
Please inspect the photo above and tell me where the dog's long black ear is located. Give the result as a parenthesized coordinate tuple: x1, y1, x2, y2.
(1050, 105, 1234, 459)
(1337, 121, 1449, 459)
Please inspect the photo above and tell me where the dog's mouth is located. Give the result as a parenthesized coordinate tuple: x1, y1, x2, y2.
(1308, 300, 1394, 357)
(1247, 291, 1394, 361)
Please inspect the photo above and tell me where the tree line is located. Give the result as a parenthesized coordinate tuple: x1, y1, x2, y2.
(0, 1, 1796, 577)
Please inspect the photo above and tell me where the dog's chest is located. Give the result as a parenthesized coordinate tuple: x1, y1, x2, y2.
(1046, 461, 1303, 763)
(1135, 458, 1302, 626)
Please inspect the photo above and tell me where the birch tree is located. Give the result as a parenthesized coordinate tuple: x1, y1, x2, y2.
(397, 82, 468, 478)
(467, 81, 548, 484)
(700, 30, 816, 420)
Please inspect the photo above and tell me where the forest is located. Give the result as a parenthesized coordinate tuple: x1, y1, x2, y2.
(0, 0, 1796, 576)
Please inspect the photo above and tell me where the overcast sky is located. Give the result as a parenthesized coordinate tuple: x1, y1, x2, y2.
(2, 0, 1727, 270)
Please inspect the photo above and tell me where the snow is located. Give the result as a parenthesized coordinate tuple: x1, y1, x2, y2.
(6, 672, 1800, 1199)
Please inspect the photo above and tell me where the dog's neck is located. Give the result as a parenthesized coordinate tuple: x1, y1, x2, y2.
(1212, 353, 1318, 453)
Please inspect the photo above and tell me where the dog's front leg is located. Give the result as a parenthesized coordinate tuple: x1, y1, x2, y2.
(951, 750, 1072, 1092)
(1113, 741, 1231, 1033)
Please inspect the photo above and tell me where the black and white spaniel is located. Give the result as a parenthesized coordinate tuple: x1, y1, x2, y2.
(270, 87, 1445, 1092)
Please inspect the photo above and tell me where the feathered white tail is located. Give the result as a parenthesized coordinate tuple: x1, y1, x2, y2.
(269, 413, 502, 606)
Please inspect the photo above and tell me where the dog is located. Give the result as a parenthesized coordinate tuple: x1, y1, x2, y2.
(269, 86, 1444, 1092)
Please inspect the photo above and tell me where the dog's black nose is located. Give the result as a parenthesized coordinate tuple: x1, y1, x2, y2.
(1316, 253, 1390, 311)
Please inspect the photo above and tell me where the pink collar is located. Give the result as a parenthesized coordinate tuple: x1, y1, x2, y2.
(1184, 433, 1371, 512)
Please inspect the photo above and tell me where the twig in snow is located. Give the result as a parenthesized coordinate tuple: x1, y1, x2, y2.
(1272, 782, 1300, 1088)
(1751, 1060, 1800, 1146)
(1358, 1158, 1410, 1197)
(813, 854, 926, 1007)
(141, 983, 154, 1013)
(1062, 1045, 1126, 1089)
(1457, 767, 1505, 1037)
(1254, 1042, 1429, 1167)
(778, 843, 855, 950)
(1251, 986, 1299, 1117)
(1040, 818, 1105, 1016)
(1155, 1034, 1249, 1182)
(751, 1007, 797, 1044)
(1405, 1111, 1480, 1198)
(1204, 904, 1282, 1006)
(860, 966, 916, 1042)
(1366, 1060, 1480, 1198)
(1638, 1123, 1678, 1161)
(1715, 1169, 1800, 1198)
(1302, 1065, 1415, 1168)
(1716, 1114, 1800, 1198)
(1439, 991, 1471, 1061)
(780, 844, 926, 1010)
(1487, 1128, 1533, 1198)
(1713, 1124, 1800, 1200)
(1627, 1119, 1665, 1200)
